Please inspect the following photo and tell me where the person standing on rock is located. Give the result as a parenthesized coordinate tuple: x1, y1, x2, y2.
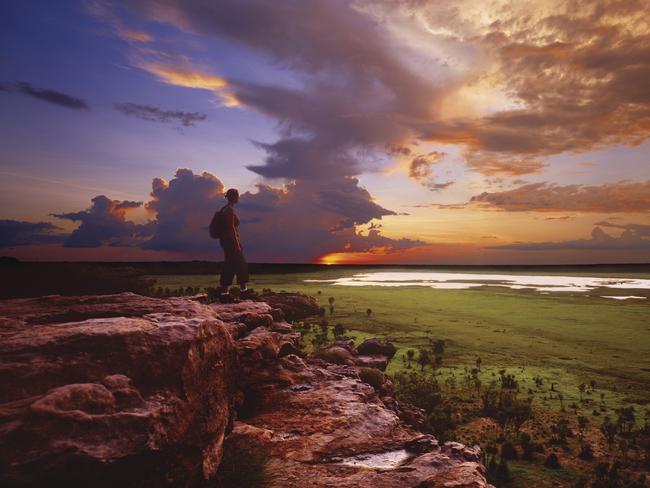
(210, 188, 253, 303)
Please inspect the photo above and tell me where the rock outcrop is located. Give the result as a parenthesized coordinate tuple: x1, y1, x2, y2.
(0, 292, 492, 488)
(253, 291, 320, 321)
(0, 293, 238, 487)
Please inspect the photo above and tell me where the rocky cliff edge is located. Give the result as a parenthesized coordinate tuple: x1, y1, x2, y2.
(0, 292, 492, 487)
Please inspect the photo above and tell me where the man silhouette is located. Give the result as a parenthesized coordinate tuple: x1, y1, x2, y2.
(218, 188, 251, 302)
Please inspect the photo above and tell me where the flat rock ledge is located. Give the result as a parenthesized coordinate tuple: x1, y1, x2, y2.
(0, 292, 492, 488)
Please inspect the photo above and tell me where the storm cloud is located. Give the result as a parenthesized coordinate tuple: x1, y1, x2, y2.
(142, 168, 424, 261)
(112, 0, 446, 183)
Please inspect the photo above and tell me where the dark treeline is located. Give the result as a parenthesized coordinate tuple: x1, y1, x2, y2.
(1, 257, 649, 299)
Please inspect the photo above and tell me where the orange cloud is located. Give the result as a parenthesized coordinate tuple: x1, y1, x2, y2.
(470, 180, 650, 213)
(420, 0, 650, 176)
(140, 62, 240, 107)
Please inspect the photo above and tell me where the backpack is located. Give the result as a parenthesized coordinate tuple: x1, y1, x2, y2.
(209, 207, 227, 239)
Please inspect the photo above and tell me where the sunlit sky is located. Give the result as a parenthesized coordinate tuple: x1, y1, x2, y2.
(1, 0, 649, 264)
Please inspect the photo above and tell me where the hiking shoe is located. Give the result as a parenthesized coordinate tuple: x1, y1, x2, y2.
(240, 289, 258, 300)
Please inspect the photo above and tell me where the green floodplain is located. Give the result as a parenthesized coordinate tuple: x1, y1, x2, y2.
(151, 265, 650, 487)
(153, 266, 650, 414)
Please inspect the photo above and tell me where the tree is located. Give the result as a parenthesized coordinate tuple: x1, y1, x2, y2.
(417, 348, 430, 371)
(366, 308, 372, 318)
(617, 406, 636, 434)
(501, 441, 518, 460)
(333, 323, 345, 339)
(433, 339, 445, 355)
(577, 415, 589, 449)
(319, 319, 329, 339)
(406, 349, 415, 362)
(519, 432, 535, 461)
(578, 383, 586, 401)
(544, 453, 561, 469)
(495, 457, 511, 483)
(476, 356, 482, 371)
(328, 296, 335, 315)
(619, 438, 629, 460)
(551, 418, 571, 446)
(601, 416, 617, 450)
(434, 355, 443, 369)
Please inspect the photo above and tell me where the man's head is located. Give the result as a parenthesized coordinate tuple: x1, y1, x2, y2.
(225, 188, 239, 204)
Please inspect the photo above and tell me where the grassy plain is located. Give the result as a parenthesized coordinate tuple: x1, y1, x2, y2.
(151, 267, 650, 410)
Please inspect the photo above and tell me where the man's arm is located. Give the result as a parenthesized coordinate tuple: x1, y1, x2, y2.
(225, 209, 242, 252)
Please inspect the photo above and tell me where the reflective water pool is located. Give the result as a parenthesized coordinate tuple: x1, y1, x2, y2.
(305, 271, 650, 294)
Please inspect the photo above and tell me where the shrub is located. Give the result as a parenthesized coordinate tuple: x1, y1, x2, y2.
(392, 372, 443, 413)
(426, 406, 456, 442)
(358, 367, 385, 390)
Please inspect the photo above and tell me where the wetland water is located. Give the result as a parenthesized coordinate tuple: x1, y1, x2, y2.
(305, 271, 650, 297)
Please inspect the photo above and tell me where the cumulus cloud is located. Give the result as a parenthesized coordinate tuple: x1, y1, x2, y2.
(114, 102, 207, 127)
(143, 169, 225, 252)
(52, 196, 153, 247)
(0, 220, 65, 247)
(142, 168, 424, 261)
(3, 81, 89, 109)
(469, 180, 650, 213)
(487, 226, 650, 251)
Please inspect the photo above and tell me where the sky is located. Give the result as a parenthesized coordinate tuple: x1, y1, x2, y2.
(0, 0, 649, 264)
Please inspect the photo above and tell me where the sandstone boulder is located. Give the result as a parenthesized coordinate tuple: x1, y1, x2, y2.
(254, 292, 320, 321)
(357, 338, 397, 358)
(0, 293, 237, 487)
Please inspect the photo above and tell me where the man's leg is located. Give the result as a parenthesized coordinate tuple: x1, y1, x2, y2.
(236, 251, 251, 296)
(219, 240, 236, 297)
